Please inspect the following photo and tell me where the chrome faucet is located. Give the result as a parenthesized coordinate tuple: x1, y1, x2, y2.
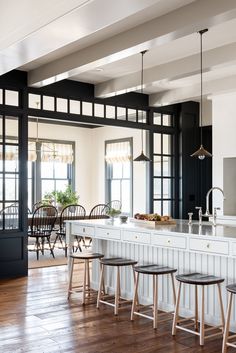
(205, 187, 225, 217)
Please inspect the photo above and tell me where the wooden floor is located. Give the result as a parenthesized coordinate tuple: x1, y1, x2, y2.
(0, 265, 232, 353)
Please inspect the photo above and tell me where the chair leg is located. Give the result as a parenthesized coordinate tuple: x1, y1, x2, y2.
(200, 285, 205, 346)
(97, 263, 104, 309)
(115, 266, 120, 315)
(171, 273, 176, 305)
(47, 237, 55, 258)
(68, 258, 74, 299)
(153, 274, 158, 329)
(217, 283, 225, 331)
(172, 282, 182, 336)
(86, 259, 90, 296)
(194, 285, 198, 331)
(222, 292, 233, 353)
(82, 260, 87, 304)
(131, 272, 139, 321)
(36, 238, 40, 260)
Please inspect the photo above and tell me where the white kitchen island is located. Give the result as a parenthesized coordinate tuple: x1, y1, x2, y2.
(66, 218, 236, 330)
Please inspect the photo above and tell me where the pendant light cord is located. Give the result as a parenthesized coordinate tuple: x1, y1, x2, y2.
(141, 50, 147, 152)
(200, 30, 203, 145)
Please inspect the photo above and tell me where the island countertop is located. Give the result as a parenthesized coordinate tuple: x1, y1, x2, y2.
(66, 218, 236, 240)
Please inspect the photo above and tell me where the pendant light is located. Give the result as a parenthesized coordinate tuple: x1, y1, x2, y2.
(191, 29, 212, 160)
(134, 50, 151, 162)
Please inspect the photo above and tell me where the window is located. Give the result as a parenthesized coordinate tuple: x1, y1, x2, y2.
(153, 132, 175, 216)
(105, 139, 132, 215)
(27, 140, 74, 209)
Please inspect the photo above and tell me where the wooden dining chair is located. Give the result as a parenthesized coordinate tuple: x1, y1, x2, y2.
(54, 204, 86, 256)
(89, 204, 110, 219)
(28, 205, 58, 260)
(106, 200, 122, 211)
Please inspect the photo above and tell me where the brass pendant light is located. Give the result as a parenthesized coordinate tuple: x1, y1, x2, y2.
(191, 29, 212, 160)
(134, 50, 151, 162)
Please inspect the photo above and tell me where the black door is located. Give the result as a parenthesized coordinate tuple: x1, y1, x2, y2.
(0, 113, 28, 278)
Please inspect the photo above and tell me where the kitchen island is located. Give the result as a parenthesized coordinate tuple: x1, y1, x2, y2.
(66, 218, 236, 329)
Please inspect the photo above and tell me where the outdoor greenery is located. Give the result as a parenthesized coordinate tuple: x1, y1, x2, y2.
(43, 185, 79, 207)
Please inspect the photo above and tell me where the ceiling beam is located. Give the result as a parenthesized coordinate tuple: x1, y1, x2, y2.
(95, 42, 236, 97)
(28, 0, 236, 87)
(0, 0, 159, 76)
(149, 74, 236, 106)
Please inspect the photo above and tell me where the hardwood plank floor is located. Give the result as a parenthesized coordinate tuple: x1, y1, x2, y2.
(0, 265, 232, 353)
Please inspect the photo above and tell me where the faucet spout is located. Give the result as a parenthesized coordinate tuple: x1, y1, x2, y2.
(205, 187, 225, 216)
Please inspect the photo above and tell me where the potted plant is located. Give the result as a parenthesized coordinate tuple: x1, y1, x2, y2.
(107, 207, 121, 221)
(52, 185, 79, 211)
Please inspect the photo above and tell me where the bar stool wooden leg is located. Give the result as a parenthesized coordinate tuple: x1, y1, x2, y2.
(86, 260, 90, 296)
(115, 266, 120, 315)
(200, 285, 205, 346)
(82, 260, 87, 304)
(222, 292, 233, 353)
(132, 265, 139, 306)
(217, 283, 225, 331)
(67, 258, 74, 299)
(172, 282, 182, 335)
(131, 272, 139, 321)
(153, 274, 158, 329)
(170, 273, 176, 305)
(195, 285, 198, 331)
(97, 263, 104, 309)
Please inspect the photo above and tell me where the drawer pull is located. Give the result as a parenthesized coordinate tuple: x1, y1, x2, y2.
(206, 243, 210, 248)
(135, 235, 138, 239)
(167, 239, 171, 244)
(107, 232, 109, 236)
(83, 228, 85, 233)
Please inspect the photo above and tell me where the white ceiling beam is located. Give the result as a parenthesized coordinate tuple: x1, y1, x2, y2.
(149, 74, 236, 106)
(0, 0, 159, 76)
(28, 0, 236, 87)
(95, 42, 236, 97)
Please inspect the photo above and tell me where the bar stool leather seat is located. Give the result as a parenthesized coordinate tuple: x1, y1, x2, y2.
(135, 264, 177, 275)
(71, 253, 104, 260)
(100, 257, 137, 266)
(176, 272, 224, 285)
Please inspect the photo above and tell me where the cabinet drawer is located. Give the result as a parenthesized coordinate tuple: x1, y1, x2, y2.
(123, 231, 150, 244)
(189, 238, 229, 255)
(71, 224, 94, 237)
(96, 227, 121, 240)
(151, 234, 186, 249)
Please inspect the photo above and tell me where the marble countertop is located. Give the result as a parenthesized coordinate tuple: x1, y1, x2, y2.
(67, 218, 236, 239)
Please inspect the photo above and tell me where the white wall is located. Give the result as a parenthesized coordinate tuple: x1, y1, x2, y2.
(29, 122, 147, 215)
(212, 92, 236, 214)
(90, 126, 147, 215)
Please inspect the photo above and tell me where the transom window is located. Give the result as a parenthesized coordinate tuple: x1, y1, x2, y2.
(105, 138, 133, 215)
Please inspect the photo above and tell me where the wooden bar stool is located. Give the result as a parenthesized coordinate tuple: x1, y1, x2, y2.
(68, 252, 104, 304)
(131, 264, 177, 329)
(222, 284, 236, 352)
(97, 257, 137, 315)
(172, 272, 225, 346)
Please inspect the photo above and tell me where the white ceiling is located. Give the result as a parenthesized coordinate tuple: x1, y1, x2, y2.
(1, 0, 236, 105)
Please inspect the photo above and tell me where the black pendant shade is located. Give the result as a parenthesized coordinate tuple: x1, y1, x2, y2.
(191, 144, 212, 160)
(134, 151, 151, 162)
(134, 50, 151, 162)
(191, 29, 212, 160)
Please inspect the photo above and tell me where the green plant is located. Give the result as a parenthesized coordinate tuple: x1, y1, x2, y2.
(107, 207, 121, 218)
(41, 192, 54, 206)
(52, 185, 79, 207)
